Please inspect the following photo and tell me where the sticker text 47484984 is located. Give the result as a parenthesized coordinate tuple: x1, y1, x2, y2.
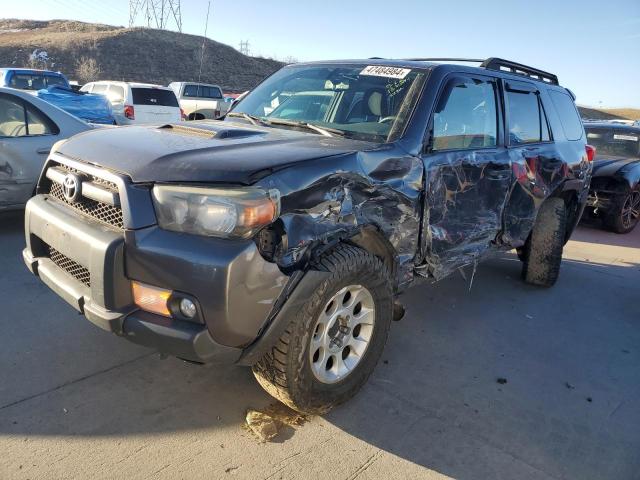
(360, 65, 412, 79)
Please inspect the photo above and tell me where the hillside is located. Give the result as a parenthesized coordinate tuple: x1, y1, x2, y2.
(578, 106, 640, 121)
(0, 19, 283, 91)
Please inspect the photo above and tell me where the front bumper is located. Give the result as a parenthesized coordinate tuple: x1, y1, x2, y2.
(23, 194, 287, 363)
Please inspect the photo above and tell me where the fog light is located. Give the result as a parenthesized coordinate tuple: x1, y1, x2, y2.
(179, 298, 197, 318)
(132, 281, 172, 317)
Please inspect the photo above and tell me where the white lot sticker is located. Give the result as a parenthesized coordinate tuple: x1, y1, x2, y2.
(360, 65, 411, 79)
(613, 134, 639, 142)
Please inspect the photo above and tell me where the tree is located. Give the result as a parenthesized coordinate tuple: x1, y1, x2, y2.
(75, 56, 101, 83)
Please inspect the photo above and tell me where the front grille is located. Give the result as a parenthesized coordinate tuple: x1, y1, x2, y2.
(46, 164, 124, 229)
(48, 246, 91, 288)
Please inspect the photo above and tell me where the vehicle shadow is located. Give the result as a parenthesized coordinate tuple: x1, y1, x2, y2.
(0, 209, 24, 231)
(324, 254, 640, 479)
(1, 224, 638, 478)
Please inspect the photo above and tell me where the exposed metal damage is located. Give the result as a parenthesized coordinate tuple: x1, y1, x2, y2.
(258, 139, 590, 292)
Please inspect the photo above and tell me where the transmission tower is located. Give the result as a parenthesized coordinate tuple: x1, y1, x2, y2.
(129, 0, 183, 32)
(239, 40, 250, 56)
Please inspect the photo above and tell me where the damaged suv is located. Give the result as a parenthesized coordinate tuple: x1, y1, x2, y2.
(23, 58, 591, 413)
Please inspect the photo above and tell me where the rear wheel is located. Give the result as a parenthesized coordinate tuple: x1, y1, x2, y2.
(604, 188, 640, 234)
(252, 245, 393, 414)
(522, 198, 567, 287)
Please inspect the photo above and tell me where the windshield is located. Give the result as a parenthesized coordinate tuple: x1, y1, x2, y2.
(230, 64, 428, 142)
(8, 73, 68, 90)
(586, 127, 640, 158)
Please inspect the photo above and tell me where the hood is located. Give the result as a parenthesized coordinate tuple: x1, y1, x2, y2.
(57, 121, 373, 184)
(592, 156, 640, 178)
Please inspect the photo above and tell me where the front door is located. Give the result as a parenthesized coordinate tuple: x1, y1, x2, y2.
(0, 92, 59, 209)
(420, 73, 512, 279)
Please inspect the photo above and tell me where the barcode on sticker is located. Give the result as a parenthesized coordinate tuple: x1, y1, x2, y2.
(613, 134, 638, 142)
(360, 66, 411, 79)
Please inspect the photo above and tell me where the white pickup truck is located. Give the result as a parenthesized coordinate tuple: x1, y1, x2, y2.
(168, 82, 229, 120)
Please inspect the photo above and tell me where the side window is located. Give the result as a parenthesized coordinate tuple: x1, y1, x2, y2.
(432, 76, 498, 151)
(0, 94, 27, 137)
(80, 84, 92, 93)
(25, 103, 58, 136)
(107, 85, 125, 102)
(507, 90, 550, 145)
(183, 84, 198, 97)
(549, 90, 583, 141)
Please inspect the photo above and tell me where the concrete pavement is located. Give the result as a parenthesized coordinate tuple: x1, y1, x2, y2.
(1, 210, 638, 479)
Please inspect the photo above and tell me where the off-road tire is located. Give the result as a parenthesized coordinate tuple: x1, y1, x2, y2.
(522, 198, 567, 287)
(604, 187, 640, 234)
(252, 244, 393, 414)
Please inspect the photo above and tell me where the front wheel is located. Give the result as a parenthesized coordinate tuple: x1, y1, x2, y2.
(252, 245, 393, 414)
(605, 188, 640, 234)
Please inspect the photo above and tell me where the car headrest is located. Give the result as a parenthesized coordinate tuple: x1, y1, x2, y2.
(368, 91, 383, 117)
(11, 78, 29, 89)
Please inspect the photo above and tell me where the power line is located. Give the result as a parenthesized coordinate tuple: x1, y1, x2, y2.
(129, 0, 182, 32)
(197, 1, 211, 85)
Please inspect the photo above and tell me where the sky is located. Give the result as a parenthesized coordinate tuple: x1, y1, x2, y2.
(3, 0, 640, 108)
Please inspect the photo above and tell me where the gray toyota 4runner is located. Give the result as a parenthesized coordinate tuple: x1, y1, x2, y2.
(23, 58, 592, 413)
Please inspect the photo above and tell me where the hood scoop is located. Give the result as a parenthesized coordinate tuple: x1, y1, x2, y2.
(158, 123, 266, 140)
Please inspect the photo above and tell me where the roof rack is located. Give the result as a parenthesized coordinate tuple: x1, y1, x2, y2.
(480, 58, 558, 85)
(402, 57, 559, 85)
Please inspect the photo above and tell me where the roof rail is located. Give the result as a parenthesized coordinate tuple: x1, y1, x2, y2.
(402, 57, 559, 85)
(404, 58, 484, 63)
(480, 57, 559, 85)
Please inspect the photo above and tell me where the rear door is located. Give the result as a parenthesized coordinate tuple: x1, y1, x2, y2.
(0, 92, 60, 208)
(421, 73, 512, 277)
(501, 80, 562, 243)
(131, 87, 181, 124)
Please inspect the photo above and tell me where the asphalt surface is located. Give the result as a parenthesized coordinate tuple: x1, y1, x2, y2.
(1, 210, 638, 480)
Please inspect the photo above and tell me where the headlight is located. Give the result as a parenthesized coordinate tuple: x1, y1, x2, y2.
(152, 185, 280, 238)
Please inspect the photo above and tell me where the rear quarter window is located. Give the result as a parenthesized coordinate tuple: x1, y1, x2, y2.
(132, 88, 179, 107)
(549, 90, 583, 141)
(92, 84, 108, 94)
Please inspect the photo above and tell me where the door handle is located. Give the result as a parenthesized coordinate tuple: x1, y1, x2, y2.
(36, 148, 50, 155)
(486, 170, 511, 180)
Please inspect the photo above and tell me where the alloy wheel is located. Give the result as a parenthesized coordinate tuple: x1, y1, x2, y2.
(309, 285, 376, 384)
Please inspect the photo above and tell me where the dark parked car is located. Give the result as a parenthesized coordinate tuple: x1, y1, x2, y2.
(584, 122, 640, 233)
(22, 58, 592, 413)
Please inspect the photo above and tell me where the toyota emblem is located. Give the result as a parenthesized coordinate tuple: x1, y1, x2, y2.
(62, 173, 81, 203)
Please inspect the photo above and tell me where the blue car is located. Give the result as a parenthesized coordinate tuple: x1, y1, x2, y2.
(36, 85, 115, 125)
(0, 68, 70, 91)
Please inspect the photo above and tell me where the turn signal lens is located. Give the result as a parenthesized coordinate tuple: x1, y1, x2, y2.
(132, 281, 172, 317)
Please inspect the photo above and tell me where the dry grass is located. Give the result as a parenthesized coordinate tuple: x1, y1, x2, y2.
(0, 19, 282, 91)
(598, 108, 640, 120)
(578, 106, 640, 121)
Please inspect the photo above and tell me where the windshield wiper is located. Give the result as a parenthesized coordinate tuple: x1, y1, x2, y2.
(265, 118, 346, 138)
(226, 112, 269, 127)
